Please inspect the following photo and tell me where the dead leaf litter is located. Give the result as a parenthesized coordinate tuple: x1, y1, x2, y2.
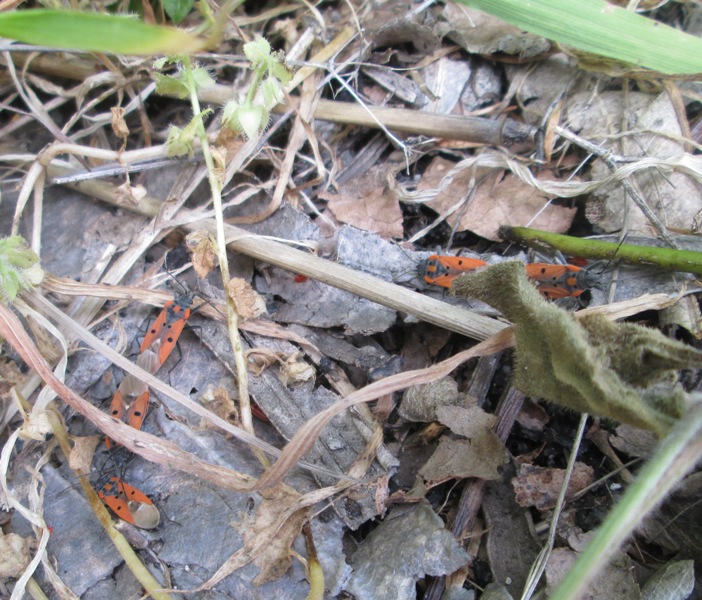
(1, 3, 702, 600)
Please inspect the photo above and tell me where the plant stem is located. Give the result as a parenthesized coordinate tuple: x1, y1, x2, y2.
(550, 400, 702, 600)
(183, 56, 268, 468)
(501, 226, 702, 275)
(46, 410, 173, 600)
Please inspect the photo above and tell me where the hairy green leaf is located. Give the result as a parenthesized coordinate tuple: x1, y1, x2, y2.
(452, 262, 700, 433)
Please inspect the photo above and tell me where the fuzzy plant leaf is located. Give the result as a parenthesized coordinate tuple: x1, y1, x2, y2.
(155, 66, 214, 99)
(154, 72, 191, 99)
(165, 109, 211, 157)
(0, 236, 43, 304)
(452, 262, 701, 435)
(243, 37, 272, 70)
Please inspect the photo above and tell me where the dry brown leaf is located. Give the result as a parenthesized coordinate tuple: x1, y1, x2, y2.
(609, 425, 658, 459)
(278, 352, 315, 387)
(227, 277, 267, 320)
(440, 3, 551, 58)
(321, 166, 403, 238)
(0, 532, 32, 578)
(25, 314, 62, 363)
(516, 398, 550, 432)
(200, 384, 239, 427)
(245, 347, 282, 375)
(512, 462, 594, 511)
(419, 436, 507, 485)
(114, 182, 147, 207)
(399, 377, 459, 422)
(420, 157, 577, 240)
(68, 435, 100, 473)
(437, 403, 498, 436)
(232, 483, 310, 585)
(185, 231, 218, 278)
(111, 106, 129, 143)
(564, 91, 702, 236)
(19, 409, 53, 442)
(0, 356, 26, 401)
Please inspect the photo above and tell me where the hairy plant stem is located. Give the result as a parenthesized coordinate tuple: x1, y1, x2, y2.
(183, 56, 268, 468)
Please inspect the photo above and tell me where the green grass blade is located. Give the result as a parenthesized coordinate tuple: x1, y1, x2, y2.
(456, 0, 702, 75)
(0, 10, 204, 55)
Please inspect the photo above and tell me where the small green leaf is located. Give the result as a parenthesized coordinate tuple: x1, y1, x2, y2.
(0, 9, 204, 55)
(166, 111, 210, 157)
(261, 77, 284, 109)
(166, 124, 194, 157)
(222, 99, 241, 127)
(0, 236, 43, 304)
(162, 0, 194, 25)
(458, 0, 702, 75)
(237, 104, 268, 139)
(191, 66, 215, 90)
(269, 51, 293, 85)
(222, 100, 268, 139)
(243, 37, 272, 70)
(154, 72, 190, 99)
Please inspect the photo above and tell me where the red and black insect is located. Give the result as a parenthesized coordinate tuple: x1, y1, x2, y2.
(525, 263, 602, 299)
(104, 390, 150, 450)
(419, 254, 602, 298)
(104, 348, 160, 449)
(418, 254, 488, 288)
(98, 476, 160, 529)
(140, 294, 194, 367)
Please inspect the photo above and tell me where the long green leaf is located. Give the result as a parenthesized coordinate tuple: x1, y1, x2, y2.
(456, 0, 702, 75)
(0, 10, 204, 55)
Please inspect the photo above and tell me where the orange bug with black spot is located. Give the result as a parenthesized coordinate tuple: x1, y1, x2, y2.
(104, 348, 160, 449)
(104, 390, 150, 450)
(140, 293, 195, 368)
(418, 254, 488, 288)
(525, 263, 602, 299)
(97, 476, 160, 529)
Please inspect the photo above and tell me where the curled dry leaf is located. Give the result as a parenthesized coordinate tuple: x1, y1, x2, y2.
(200, 384, 239, 427)
(320, 166, 404, 238)
(68, 435, 101, 473)
(0, 356, 25, 398)
(227, 277, 267, 320)
(419, 157, 577, 241)
(210, 145, 227, 183)
(232, 483, 310, 586)
(19, 409, 53, 441)
(185, 231, 218, 278)
(115, 182, 147, 207)
(419, 405, 508, 485)
(245, 347, 282, 375)
(0, 532, 32, 578)
(245, 348, 315, 386)
(110, 106, 129, 142)
(277, 351, 315, 387)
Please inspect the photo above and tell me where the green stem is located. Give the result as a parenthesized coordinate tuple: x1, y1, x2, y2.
(246, 66, 265, 105)
(501, 226, 702, 275)
(182, 57, 267, 467)
(550, 400, 702, 599)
